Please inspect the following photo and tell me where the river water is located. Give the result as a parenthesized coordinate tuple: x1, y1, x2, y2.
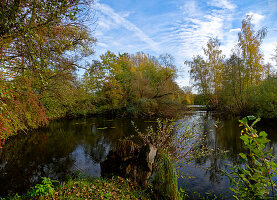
(1, 109, 277, 198)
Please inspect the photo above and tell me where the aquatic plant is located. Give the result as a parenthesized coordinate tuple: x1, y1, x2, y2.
(153, 152, 181, 200)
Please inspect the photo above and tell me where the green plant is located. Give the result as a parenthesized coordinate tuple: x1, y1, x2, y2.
(153, 152, 181, 200)
(27, 177, 56, 198)
(247, 77, 277, 118)
(226, 116, 277, 200)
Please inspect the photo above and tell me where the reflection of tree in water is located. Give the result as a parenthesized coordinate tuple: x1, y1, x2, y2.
(0, 117, 142, 197)
(87, 137, 110, 163)
(192, 112, 227, 184)
(0, 128, 77, 197)
(189, 113, 277, 189)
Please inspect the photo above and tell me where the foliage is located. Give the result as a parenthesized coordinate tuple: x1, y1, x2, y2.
(27, 177, 56, 198)
(45, 177, 151, 200)
(187, 16, 270, 116)
(194, 93, 212, 105)
(238, 15, 267, 86)
(247, 76, 277, 118)
(132, 119, 210, 198)
(0, 73, 48, 142)
(186, 55, 210, 96)
(153, 152, 181, 200)
(0, 0, 96, 141)
(132, 118, 206, 162)
(182, 86, 194, 105)
(83, 51, 185, 117)
(7, 176, 151, 199)
(226, 116, 277, 200)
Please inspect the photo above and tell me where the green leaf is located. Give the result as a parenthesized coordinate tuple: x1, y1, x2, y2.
(239, 153, 247, 159)
(239, 117, 247, 124)
(259, 131, 267, 138)
(254, 160, 262, 167)
(240, 134, 249, 144)
(247, 115, 256, 121)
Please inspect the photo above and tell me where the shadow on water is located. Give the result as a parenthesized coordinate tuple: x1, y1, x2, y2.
(1, 112, 277, 198)
(0, 117, 154, 197)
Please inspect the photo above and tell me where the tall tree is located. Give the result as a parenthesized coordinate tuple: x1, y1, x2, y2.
(0, 0, 96, 139)
(203, 38, 225, 96)
(238, 15, 267, 86)
(186, 55, 211, 96)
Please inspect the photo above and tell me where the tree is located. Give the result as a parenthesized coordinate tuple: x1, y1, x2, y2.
(0, 0, 96, 139)
(238, 15, 267, 86)
(186, 38, 224, 105)
(83, 51, 183, 116)
(203, 38, 225, 96)
(186, 55, 211, 95)
(159, 53, 175, 69)
(221, 50, 247, 112)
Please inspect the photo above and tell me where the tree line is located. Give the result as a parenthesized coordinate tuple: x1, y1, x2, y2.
(0, 0, 187, 141)
(187, 16, 277, 118)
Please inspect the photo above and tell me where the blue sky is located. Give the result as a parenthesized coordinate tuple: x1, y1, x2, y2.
(91, 0, 277, 87)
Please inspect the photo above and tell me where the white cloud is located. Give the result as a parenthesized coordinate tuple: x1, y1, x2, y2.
(229, 28, 241, 32)
(172, 0, 236, 61)
(118, 11, 133, 18)
(91, 0, 276, 87)
(95, 2, 160, 52)
(246, 11, 265, 26)
(97, 42, 108, 48)
(262, 42, 277, 66)
(181, 1, 202, 17)
(208, 0, 236, 10)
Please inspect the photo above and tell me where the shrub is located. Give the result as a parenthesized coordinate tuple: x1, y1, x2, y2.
(247, 77, 277, 118)
(27, 177, 56, 198)
(226, 116, 277, 199)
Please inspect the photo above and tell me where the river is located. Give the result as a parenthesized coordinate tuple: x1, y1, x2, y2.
(1, 108, 277, 198)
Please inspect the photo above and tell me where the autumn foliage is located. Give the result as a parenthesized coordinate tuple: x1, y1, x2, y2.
(0, 71, 48, 145)
(188, 15, 277, 117)
(0, 0, 96, 146)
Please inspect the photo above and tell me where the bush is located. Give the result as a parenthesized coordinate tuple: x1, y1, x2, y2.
(247, 77, 277, 118)
(226, 116, 277, 199)
(27, 177, 56, 198)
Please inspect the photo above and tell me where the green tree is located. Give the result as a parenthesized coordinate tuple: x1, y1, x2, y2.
(221, 49, 248, 113)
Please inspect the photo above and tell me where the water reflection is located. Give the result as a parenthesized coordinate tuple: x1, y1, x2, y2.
(0, 113, 277, 198)
(0, 117, 149, 197)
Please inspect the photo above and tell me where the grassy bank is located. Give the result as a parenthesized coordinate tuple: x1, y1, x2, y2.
(6, 177, 152, 200)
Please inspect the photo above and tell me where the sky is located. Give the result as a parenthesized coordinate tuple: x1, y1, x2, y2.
(89, 0, 277, 87)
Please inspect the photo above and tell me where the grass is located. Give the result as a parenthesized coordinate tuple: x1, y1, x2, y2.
(7, 176, 152, 200)
(49, 177, 151, 200)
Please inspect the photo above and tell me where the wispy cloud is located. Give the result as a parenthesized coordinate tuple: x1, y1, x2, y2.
(91, 0, 277, 86)
(172, 0, 236, 60)
(208, 0, 236, 10)
(94, 2, 160, 52)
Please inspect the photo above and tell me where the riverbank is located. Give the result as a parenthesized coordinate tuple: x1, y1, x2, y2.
(7, 176, 152, 200)
(1, 102, 187, 147)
